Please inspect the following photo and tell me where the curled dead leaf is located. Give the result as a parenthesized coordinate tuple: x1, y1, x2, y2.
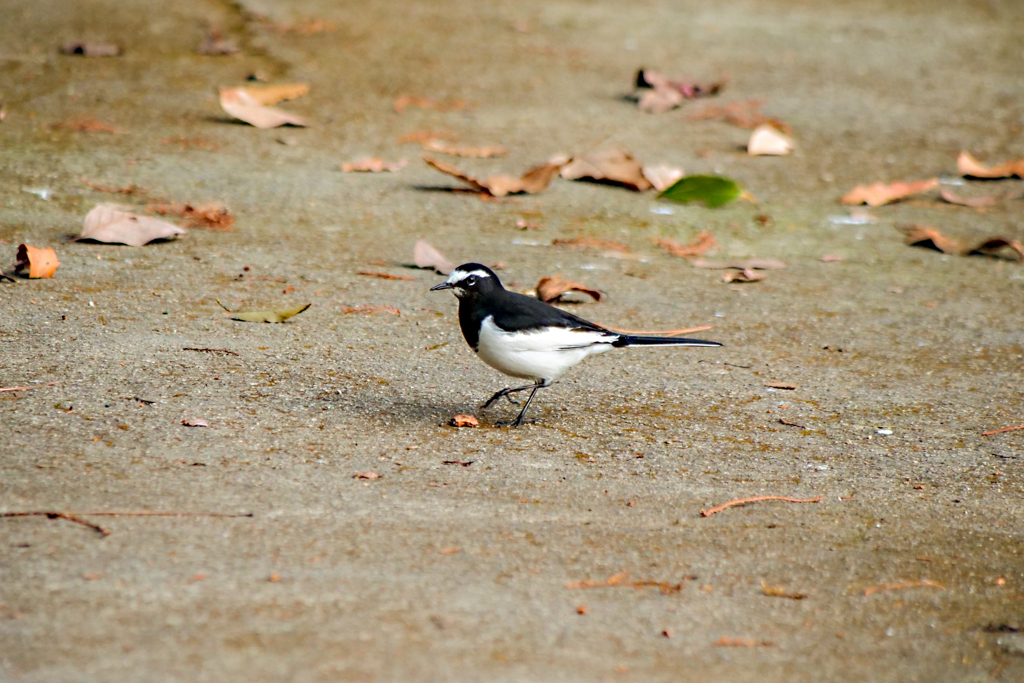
(635, 70, 724, 113)
(561, 149, 651, 191)
(939, 188, 1000, 208)
(451, 414, 479, 428)
(421, 140, 506, 158)
(182, 418, 209, 427)
(424, 157, 562, 196)
(78, 204, 186, 246)
(747, 124, 794, 156)
(219, 87, 308, 129)
(841, 178, 938, 206)
(413, 239, 456, 275)
(536, 275, 602, 303)
(354, 471, 381, 480)
(235, 83, 310, 105)
(15, 244, 60, 278)
(641, 164, 685, 192)
(957, 150, 1024, 179)
(655, 232, 717, 258)
(898, 225, 1023, 261)
(148, 201, 234, 230)
(216, 300, 311, 323)
(722, 268, 764, 283)
(341, 158, 408, 173)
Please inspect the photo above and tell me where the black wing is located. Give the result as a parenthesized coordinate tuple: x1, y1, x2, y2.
(489, 290, 614, 334)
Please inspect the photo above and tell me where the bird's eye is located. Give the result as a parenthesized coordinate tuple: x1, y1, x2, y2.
(466, 276, 477, 286)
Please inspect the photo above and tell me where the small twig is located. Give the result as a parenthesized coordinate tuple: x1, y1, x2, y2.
(598, 325, 713, 336)
(182, 347, 240, 356)
(700, 495, 822, 517)
(779, 418, 806, 429)
(761, 580, 806, 599)
(983, 424, 1024, 436)
(565, 572, 694, 594)
(863, 579, 944, 596)
(357, 270, 416, 281)
(1, 512, 110, 536)
(0, 381, 58, 393)
(724, 362, 751, 369)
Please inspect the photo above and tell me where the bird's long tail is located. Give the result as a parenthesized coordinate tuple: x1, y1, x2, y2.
(613, 335, 722, 348)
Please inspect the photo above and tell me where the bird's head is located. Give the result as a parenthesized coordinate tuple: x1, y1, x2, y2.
(430, 263, 503, 299)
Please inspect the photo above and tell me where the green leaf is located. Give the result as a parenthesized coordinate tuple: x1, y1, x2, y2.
(217, 300, 311, 323)
(658, 175, 741, 208)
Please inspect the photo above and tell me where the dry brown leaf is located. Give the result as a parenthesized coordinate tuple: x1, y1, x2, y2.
(354, 471, 381, 480)
(635, 70, 724, 113)
(219, 87, 308, 128)
(451, 414, 479, 428)
(765, 382, 797, 390)
(639, 87, 684, 114)
(692, 258, 786, 270)
(968, 238, 1024, 261)
(655, 232, 717, 258)
(61, 42, 121, 57)
(552, 236, 630, 252)
(841, 178, 939, 206)
(236, 83, 310, 105)
(148, 201, 234, 230)
(535, 274, 602, 303)
(182, 418, 209, 427)
(939, 188, 999, 208)
(414, 239, 456, 275)
(641, 164, 685, 192)
(421, 139, 506, 158)
(560, 149, 651, 191)
(393, 96, 468, 114)
(722, 268, 764, 283)
(747, 124, 794, 156)
(957, 150, 1024, 179)
(689, 99, 791, 133)
(341, 158, 408, 173)
(197, 31, 239, 55)
(77, 204, 186, 246)
(15, 244, 60, 278)
(899, 225, 1023, 261)
(424, 157, 562, 197)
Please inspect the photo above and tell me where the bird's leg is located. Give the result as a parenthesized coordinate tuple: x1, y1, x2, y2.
(481, 383, 538, 410)
(496, 382, 546, 428)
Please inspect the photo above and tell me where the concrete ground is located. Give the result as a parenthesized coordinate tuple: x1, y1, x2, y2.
(2, 0, 1023, 681)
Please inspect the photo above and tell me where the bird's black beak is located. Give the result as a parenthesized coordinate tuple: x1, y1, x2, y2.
(430, 282, 453, 291)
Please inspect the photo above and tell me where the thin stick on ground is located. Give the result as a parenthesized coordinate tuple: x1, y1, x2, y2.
(598, 325, 713, 336)
(1, 510, 253, 537)
(182, 347, 240, 356)
(1, 512, 110, 536)
(863, 579, 944, 596)
(0, 381, 58, 393)
(700, 495, 822, 517)
(982, 424, 1024, 436)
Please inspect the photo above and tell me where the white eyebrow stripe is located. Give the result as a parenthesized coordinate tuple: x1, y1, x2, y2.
(447, 269, 491, 285)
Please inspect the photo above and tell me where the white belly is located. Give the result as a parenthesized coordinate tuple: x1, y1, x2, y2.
(476, 316, 615, 381)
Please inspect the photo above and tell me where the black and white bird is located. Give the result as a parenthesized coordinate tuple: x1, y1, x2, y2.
(430, 263, 722, 427)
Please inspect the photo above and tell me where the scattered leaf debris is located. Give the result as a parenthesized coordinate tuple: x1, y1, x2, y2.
(634, 69, 724, 113)
(561, 148, 651, 190)
(77, 204, 186, 246)
(358, 270, 415, 280)
(655, 232, 717, 258)
(413, 239, 456, 275)
(565, 571, 690, 595)
(61, 42, 121, 57)
(424, 156, 563, 197)
(421, 140, 506, 158)
(219, 86, 309, 128)
(536, 274, 602, 303)
(14, 245, 59, 279)
(722, 269, 764, 283)
(660, 175, 741, 207)
(689, 99, 791, 133)
(898, 225, 1023, 261)
(354, 471, 381, 480)
(841, 178, 938, 206)
(216, 300, 311, 323)
(863, 579, 944, 596)
(451, 414, 480, 428)
(761, 580, 807, 599)
(700, 495, 822, 517)
(341, 158, 408, 173)
(147, 201, 234, 230)
(957, 150, 1024, 179)
(713, 637, 774, 647)
(747, 124, 794, 156)
(182, 418, 209, 427)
